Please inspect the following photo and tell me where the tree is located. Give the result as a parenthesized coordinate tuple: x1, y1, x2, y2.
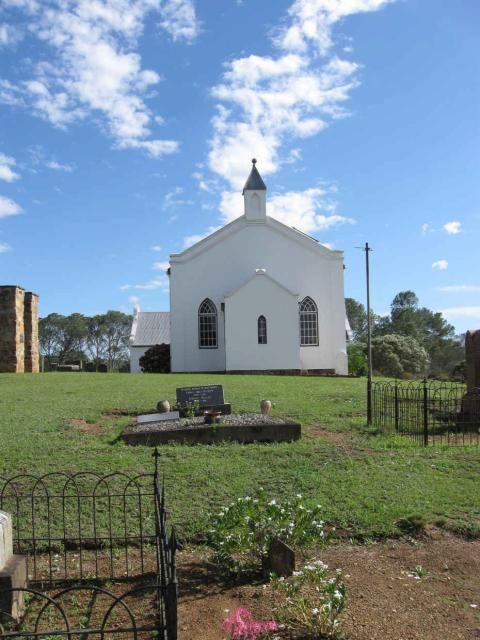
(139, 344, 171, 373)
(345, 298, 368, 342)
(347, 343, 368, 376)
(102, 311, 131, 371)
(372, 334, 429, 378)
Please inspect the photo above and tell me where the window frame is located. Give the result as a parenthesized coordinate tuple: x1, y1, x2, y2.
(299, 296, 319, 347)
(198, 298, 218, 349)
(257, 315, 267, 345)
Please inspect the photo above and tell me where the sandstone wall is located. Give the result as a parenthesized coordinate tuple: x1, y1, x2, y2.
(0, 285, 39, 373)
(24, 292, 39, 373)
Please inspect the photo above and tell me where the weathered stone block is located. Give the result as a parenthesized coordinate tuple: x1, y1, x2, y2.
(0, 555, 27, 622)
(0, 511, 13, 571)
(267, 538, 295, 577)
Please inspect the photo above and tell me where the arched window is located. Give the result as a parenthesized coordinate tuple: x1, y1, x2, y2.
(258, 315, 267, 344)
(299, 297, 318, 346)
(198, 298, 217, 348)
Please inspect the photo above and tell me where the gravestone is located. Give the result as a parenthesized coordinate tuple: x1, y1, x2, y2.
(463, 330, 480, 417)
(137, 411, 180, 424)
(175, 385, 231, 415)
(267, 537, 295, 577)
(0, 511, 27, 622)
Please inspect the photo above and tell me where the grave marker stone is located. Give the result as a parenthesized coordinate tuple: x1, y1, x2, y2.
(137, 411, 180, 424)
(465, 329, 480, 392)
(267, 537, 295, 577)
(175, 385, 231, 415)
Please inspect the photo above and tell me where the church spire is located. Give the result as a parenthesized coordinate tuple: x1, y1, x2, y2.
(243, 159, 267, 221)
(242, 158, 267, 195)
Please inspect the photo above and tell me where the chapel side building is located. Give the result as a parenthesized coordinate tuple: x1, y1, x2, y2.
(169, 161, 348, 374)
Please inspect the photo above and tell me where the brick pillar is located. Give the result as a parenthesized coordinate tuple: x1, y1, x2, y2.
(0, 286, 25, 373)
(24, 292, 39, 373)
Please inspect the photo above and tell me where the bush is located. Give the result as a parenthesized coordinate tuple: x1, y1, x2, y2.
(206, 490, 329, 577)
(347, 343, 367, 376)
(139, 343, 171, 373)
(372, 334, 429, 378)
(271, 561, 347, 639)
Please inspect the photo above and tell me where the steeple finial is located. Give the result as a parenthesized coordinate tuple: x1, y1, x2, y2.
(242, 159, 266, 195)
(252, 158, 257, 165)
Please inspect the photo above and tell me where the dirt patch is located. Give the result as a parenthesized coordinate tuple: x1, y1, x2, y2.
(177, 531, 480, 640)
(69, 418, 104, 435)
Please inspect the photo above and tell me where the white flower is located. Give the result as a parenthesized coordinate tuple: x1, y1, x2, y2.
(314, 560, 328, 569)
(279, 576, 285, 582)
(333, 590, 343, 600)
(312, 607, 319, 615)
(268, 499, 277, 506)
(296, 494, 303, 499)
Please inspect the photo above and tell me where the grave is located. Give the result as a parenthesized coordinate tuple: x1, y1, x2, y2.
(0, 511, 27, 622)
(175, 384, 231, 416)
(137, 411, 180, 424)
(267, 538, 295, 577)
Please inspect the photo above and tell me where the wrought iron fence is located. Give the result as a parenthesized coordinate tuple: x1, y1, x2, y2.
(0, 450, 177, 640)
(372, 379, 480, 445)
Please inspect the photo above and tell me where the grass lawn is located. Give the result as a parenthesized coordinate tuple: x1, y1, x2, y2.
(0, 372, 479, 540)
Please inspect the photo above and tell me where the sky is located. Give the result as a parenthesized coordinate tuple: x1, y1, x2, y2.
(0, 0, 478, 334)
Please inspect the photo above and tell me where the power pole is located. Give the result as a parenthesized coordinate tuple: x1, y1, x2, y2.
(365, 242, 373, 424)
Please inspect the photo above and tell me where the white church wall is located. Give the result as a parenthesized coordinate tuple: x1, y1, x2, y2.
(130, 346, 148, 373)
(225, 272, 300, 371)
(170, 217, 347, 373)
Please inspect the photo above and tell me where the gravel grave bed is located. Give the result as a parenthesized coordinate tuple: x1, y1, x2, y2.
(132, 413, 289, 432)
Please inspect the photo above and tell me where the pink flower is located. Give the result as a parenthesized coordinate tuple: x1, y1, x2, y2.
(222, 608, 278, 639)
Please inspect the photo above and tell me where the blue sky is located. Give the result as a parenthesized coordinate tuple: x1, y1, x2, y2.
(0, 0, 478, 333)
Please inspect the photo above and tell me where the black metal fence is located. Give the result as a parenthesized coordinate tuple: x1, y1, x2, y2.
(0, 450, 177, 639)
(372, 380, 480, 445)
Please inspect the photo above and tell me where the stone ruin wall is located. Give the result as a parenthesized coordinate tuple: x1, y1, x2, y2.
(0, 286, 39, 373)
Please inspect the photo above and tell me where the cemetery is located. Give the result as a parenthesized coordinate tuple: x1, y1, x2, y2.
(122, 384, 301, 445)
(0, 369, 479, 640)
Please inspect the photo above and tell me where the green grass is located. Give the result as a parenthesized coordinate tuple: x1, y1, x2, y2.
(0, 372, 479, 540)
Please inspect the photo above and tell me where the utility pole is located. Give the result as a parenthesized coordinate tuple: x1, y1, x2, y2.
(365, 242, 373, 424)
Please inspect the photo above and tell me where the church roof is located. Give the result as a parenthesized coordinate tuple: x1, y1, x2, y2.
(131, 311, 170, 346)
(242, 159, 266, 194)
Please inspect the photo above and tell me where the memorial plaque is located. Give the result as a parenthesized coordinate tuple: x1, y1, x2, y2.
(137, 411, 180, 424)
(176, 385, 225, 407)
(267, 537, 295, 577)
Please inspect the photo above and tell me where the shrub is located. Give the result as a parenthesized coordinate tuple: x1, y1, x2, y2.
(206, 490, 329, 577)
(139, 343, 171, 373)
(372, 334, 429, 378)
(270, 560, 347, 639)
(347, 343, 367, 376)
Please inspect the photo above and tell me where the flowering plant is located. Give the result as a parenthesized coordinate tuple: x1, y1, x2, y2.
(270, 561, 346, 638)
(222, 608, 277, 639)
(207, 490, 329, 576)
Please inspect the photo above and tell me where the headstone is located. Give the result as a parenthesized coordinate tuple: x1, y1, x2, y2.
(176, 385, 224, 406)
(175, 385, 231, 415)
(137, 411, 180, 424)
(0, 511, 27, 622)
(267, 537, 295, 577)
(465, 330, 480, 392)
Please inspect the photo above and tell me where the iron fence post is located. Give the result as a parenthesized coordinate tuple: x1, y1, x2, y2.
(423, 378, 428, 446)
(394, 382, 399, 432)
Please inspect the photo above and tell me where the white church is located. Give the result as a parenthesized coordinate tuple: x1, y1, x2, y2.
(164, 160, 348, 374)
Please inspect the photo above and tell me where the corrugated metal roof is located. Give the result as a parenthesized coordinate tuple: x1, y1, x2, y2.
(131, 312, 170, 346)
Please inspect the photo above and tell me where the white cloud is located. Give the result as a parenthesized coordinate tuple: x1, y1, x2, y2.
(128, 295, 140, 304)
(0, 195, 22, 218)
(162, 186, 193, 209)
(443, 221, 461, 235)
(220, 186, 355, 234)
(158, 0, 200, 42)
(120, 275, 169, 292)
(151, 244, 162, 252)
(436, 285, 480, 293)
(432, 259, 448, 270)
(441, 307, 480, 320)
(0, 0, 198, 154)
(46, 160, 75, 172)
(153, 260, 170, 271)
(0, 153, 19, 182)
(0, 23, 22, 47)
(421, 222, 431, 235)
(0, 242, 12, 253)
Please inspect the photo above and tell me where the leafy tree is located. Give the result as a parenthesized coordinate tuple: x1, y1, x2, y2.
(372, 334, 429, 378)
(345, 298, 368, 342)
(139, 344, 171, 373)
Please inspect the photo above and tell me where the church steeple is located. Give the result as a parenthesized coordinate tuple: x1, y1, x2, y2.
(243, 159, 267, 221)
